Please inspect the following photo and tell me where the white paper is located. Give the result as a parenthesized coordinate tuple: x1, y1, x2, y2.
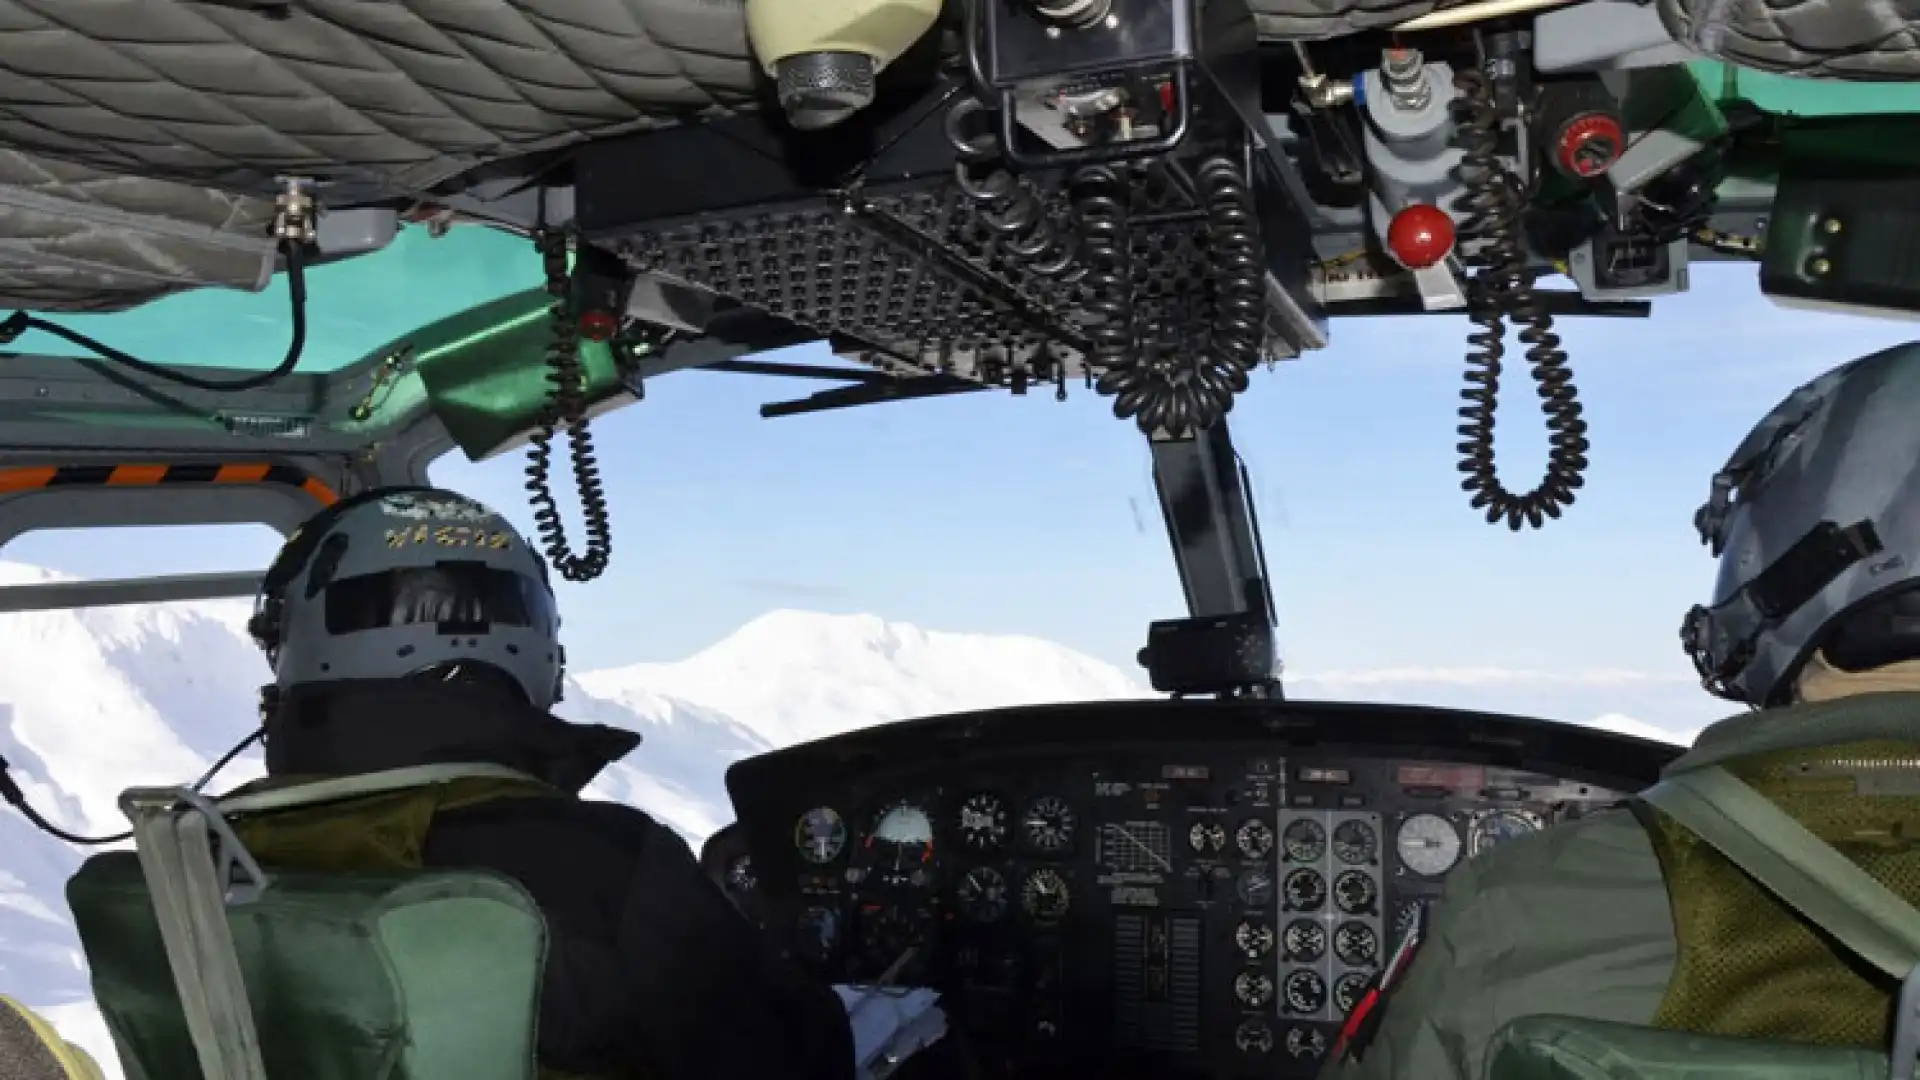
(833, 985, 948, 1080)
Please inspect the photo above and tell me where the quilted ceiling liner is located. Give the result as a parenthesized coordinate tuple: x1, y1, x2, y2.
(0, 0, 1914, 314)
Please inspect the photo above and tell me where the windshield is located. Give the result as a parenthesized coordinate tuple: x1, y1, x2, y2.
(16, 226, 543, 374)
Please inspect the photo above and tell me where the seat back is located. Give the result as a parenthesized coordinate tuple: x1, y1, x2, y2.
(1487, 1015, 1886, 1080)
(66, 765, 549, 1080)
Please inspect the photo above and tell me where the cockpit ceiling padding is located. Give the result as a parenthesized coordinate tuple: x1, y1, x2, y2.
(0, 150, 278, 313)
(1658, 0, 1920, 80)
(0, 0, 762, 196)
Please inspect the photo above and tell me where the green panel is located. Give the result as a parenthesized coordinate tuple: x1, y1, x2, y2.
(412, 296, 632, 461)
(67, 852, 543, 1080)
(1487, 1015, 1885, 1080)
(25, 227, 545, 374)
(1692, 61, 1920, 117)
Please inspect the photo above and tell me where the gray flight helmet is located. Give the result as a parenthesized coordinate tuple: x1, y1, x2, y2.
(249, 486, 566, 710)
(1682, 342, 1920, 707)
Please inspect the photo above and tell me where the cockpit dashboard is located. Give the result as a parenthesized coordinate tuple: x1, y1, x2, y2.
(703, 699, 1681, 1079)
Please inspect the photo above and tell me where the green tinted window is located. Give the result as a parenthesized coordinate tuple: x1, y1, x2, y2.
(21, 226, 544, 374)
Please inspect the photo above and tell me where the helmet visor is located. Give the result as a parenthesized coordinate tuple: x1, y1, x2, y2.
(323, 562, 556, 637)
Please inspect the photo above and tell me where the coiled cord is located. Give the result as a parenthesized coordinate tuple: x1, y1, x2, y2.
(945, 97, 1082, 277)
(1071, 164, 1133, 372)
(1451, 67, 1590, 530)
(525, 231, 614, 582)
(1094, 154, 1260, 434)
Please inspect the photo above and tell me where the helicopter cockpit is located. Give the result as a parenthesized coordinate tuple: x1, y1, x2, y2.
(3, 2, 1920, 1079)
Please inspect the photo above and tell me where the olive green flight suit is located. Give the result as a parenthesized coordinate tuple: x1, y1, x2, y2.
(1329, 691, 1920, 1080)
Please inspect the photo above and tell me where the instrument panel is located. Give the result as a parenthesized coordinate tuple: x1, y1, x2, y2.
(720, 698, 1680, 1079)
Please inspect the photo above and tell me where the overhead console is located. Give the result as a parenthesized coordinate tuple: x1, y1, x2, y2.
(720, 698, 1680, 1079)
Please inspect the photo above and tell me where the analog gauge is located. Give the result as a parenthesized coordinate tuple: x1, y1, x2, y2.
(1334, 921, 1378, 966)
(1471, 810, 1541, 857)
(794, 905, 839, 965)
(1285, 1026, 1327, 1059)
(794, 807, 848, 865)
(1236, 818, 1275, 859)
(1282, 919, 1326, 962)
(1023, 796, 1078, 854)
(865, 801, 936, 886)
(1190, 821, 1227, 855)
(1333, 820, 1378, 865)
(955, 793, 1009, 852)
(1022, 867, 1072, 924)
(1234, 970, 1275, 1008)
(1395, 813, 1462, 877)
(859, 905, 919, 974)
(1236, 866, 1274, 907)
(957, 866, 1010, 922)
(1282, 868, 1326, 912)
(1235, 1018, 1275, 1054)
(1234, 919, 1275, 959)
(1393, 898, 1430, 944)
(1334, 870, 1378, 914)
(725, 854, 757, 895)
(1282, 818, 1326, 863)
(1334, 971, 1374, 1016)
(1282, 969, 1328, 1014)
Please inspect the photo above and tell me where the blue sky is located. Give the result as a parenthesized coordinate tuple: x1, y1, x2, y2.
(10, 244, 1917, 731)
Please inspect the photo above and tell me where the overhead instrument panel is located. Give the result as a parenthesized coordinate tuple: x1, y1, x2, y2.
(723, 699, 1680, 1080)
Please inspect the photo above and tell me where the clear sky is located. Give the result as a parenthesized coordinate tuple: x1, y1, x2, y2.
(9, 243, 1916, 736)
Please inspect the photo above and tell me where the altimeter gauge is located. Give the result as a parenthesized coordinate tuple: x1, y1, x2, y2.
(955, 792, 1008, 852)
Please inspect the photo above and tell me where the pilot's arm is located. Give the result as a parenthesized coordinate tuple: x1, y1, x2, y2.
(1326, 810, 1677, 1080)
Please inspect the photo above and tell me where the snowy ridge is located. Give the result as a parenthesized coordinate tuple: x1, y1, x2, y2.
(0, 568, 1706, 1077)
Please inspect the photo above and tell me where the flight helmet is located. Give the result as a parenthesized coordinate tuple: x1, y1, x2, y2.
(1683, 342, 1920, 707)
(249, 486, 565, 710)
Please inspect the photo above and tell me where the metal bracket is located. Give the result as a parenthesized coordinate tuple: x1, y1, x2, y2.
(1140, 418, 1282, 696)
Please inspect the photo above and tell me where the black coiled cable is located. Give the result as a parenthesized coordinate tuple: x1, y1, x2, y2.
(1094, 154, 1260, 435)
(525, 231, 614, 583)
(945, 97, 1082, 278)
(1451, 67, 1590, 530)
(1071, 164, 1132, 372)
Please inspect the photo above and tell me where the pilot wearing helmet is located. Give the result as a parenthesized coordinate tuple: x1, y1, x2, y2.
(235, 486, 854, 1080)
(1330, 341, 1920, 1080)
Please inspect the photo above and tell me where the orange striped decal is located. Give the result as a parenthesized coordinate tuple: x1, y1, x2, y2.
(0, 463, 338, 506)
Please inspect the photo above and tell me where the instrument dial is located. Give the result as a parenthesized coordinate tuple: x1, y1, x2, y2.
(1235, 1018, 1275, 1054)
(1394, 898, 1430, 945)
(1282, 969, 1327, 1014)
(1022, 868, 1071, 924)
(1395, 813, 1462, 877)
(794, 807, 847, 865)
(955, 793, 1008, 852)
(858, 905, 920, 974)
(1282, 818, 1326, 863)
(1333, 820, 1378, 865)
(1470, 810, 1541, 857)
(957, 866, 1009, 922)
(1234, 919, 1275, 959)
(725, 854, 756, 895)
(1234, 970, 1275, 1008)
(1236, 866, 1274, 907)
(1282, 918, 1326, 962)
(864, 801, 936, 886)
(1335, 921, 1378, 966)
(1334, 971, 1373, 1016)
(1190, 821, 1227, 854)
(1283, 868, 1326, 912)
(1023, 796, 1078, 854)
(1334, 870, 1377, 914)
(1236, 818, 1275, 859)
(1285, 1026, 1327, 1059)
(794, 905, 839, 965)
